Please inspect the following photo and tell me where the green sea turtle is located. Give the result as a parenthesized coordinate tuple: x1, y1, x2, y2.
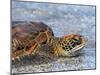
(12, 21, 86, 61)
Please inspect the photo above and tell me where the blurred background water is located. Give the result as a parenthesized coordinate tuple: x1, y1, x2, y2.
(12, 0, 96, 74)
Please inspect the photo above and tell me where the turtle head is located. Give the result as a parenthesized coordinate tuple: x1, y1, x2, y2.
(57, 34, 87, 57)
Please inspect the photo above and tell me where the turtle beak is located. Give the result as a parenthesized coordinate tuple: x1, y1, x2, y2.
(80, 35, 88, 44)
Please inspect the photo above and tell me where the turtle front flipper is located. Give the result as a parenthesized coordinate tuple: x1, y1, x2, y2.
(36, 44, 57, 60)
(12, 39, 42, 61)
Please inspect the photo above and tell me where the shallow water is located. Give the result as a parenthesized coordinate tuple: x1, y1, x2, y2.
(12, 0, 96, 74)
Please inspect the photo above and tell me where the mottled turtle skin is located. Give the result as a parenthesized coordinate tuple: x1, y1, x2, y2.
(12, 21, 86, 61)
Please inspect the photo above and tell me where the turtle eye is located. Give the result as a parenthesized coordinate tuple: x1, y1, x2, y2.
(73, 38, 81, 45)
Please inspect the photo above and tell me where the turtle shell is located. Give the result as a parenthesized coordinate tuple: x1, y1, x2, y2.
(12, 21, 54, 60)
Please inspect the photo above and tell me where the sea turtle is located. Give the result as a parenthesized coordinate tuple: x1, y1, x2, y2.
(12, 21, 86, 61)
